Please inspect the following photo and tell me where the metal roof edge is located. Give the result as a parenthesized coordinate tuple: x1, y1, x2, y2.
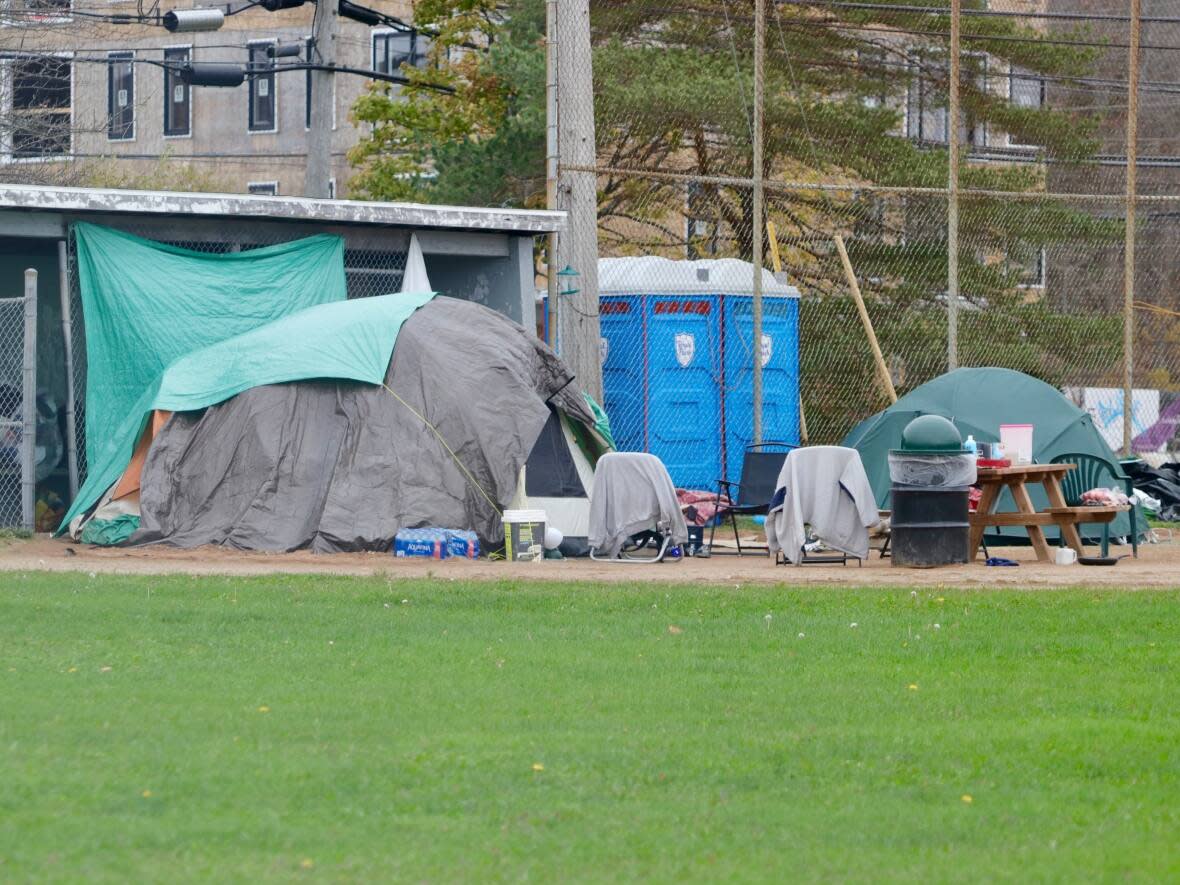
(0, 183, 567, 234)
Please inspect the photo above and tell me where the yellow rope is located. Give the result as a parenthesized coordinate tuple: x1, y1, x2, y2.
(379, 382, 504, 517)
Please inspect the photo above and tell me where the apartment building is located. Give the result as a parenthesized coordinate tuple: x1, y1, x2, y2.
(0, 0, 420, 195)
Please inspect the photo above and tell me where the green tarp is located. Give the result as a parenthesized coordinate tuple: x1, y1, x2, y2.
(843, 367, 1144, 543)
(63, 223, 409, 530)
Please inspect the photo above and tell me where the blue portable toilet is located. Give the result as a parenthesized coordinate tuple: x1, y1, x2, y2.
(598, 257, 801, 490)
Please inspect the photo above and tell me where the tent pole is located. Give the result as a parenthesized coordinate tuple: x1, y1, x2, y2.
(835, 236, 897, 404)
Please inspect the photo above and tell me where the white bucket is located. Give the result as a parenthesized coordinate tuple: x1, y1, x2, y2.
(503, 509, 547, 561)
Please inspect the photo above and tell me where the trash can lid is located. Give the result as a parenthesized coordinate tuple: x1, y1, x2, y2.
(893, 414, 965, 455)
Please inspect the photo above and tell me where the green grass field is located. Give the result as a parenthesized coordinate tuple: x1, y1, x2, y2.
(2, 573, 1178, 882)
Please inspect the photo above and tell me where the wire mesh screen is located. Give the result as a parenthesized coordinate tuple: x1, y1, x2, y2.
(64, 222, 408, 488)
(574, 0, 1180, 465)
(0, 294, 31, 529)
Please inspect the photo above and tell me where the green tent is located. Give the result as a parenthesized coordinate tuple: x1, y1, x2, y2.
(843, 367, 1144, 544)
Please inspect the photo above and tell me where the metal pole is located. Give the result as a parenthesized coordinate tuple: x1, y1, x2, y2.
(546, 0, 559, 349)
(306, 0, 339, 198)
(752, 0, 765, 445)
(1124, 0, 1141, 456)
(21, 269, 37, 532)
(947, 0, 961, 371)
(57, 240, 78, 499)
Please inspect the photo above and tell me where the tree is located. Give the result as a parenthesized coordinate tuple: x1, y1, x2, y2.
(349, 0, 1122, 440)
(349, 0, 548, 207)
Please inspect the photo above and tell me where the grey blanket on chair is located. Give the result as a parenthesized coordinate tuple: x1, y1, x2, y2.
(766, 446, 879, 564)
(588, 453, 690, 558)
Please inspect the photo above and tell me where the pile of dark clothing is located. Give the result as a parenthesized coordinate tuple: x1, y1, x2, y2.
(1124, 461, 1180, 522)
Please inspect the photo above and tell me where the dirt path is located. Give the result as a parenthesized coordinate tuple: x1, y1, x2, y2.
(1, 535, 1177, 589)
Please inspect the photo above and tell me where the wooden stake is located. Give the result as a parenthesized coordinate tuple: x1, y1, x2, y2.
(834, 235, 897, 404)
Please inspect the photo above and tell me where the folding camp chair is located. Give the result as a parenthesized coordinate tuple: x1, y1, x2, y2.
(588, 452, 689, 563)
(708, 441, 797, 556)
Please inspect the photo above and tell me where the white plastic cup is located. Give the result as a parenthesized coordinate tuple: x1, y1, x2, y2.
(1055, 547, 1077, 566)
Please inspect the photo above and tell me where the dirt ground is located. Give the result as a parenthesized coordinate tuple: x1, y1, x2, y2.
(1, 533, 1177, 589)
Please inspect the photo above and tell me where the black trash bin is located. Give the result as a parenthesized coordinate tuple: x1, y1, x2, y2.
(890, 485, 970, 567)
(889, 415, 975, 569)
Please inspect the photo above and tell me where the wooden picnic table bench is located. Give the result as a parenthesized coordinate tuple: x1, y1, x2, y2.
(968, 464, 1129, 562)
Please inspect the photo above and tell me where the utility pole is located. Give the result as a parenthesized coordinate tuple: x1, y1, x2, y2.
(1124, 0, 1141, 455)
(752, 0, 765, 446)
(947, 0, 961, 371)
(306, 0, 338, 198)
(555, 0, 602, 400)
(546, 0, 559, 349)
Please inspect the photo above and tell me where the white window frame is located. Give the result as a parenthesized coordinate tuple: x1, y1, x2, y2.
(371, 28, 431, 76)
(904, 54, 949, 145)
(106, 50, 135, 143)
(1006, 64, 1045, 150)
(0, 50, 73, 163)
(162, 43, 193, 140)
(247, 39, 278, 135)
(247, 180, 279, 196)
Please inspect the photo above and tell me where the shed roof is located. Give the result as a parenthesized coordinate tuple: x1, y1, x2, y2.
(0, 183, 565, 235)
(598, 256, 799, 297)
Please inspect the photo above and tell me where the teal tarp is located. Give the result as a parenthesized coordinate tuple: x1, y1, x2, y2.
(64, 222, 398, 529)
(843, 367, 1145, 543)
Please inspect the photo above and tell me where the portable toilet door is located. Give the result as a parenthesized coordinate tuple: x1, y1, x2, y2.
(722, 293, 801, 482)
(598, 295, 646, 454)
(644, 294, 721, 489)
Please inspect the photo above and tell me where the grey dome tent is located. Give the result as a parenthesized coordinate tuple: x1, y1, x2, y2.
(122, 297, 607, 553)
(843, 367, 1144, 545)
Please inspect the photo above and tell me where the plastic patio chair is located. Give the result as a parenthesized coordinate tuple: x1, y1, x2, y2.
(1049, 452, 1139, 558)
(708, 441, 797, 556)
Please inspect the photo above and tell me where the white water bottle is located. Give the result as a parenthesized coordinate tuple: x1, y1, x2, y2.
(964, 434, 978, 459)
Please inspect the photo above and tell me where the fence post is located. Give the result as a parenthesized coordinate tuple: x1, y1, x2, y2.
(752, 0, 765, 446)
(947, 0, 961, 371)
(57, 240, 79, 499)
(1123, 0, 1141, 456)
(21, 268, 37, 532)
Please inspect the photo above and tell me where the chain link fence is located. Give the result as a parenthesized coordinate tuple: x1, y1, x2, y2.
(572, 0, 1180, 482)
(64, 222, 407, 487)
(0, 273, 36, 530)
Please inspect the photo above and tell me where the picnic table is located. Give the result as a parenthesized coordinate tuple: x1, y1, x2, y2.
(968, 464, 1127, 562)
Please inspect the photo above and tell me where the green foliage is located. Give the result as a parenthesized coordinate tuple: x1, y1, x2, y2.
(80, 151, 232, 193)
(348, 0, 547, 206)
(3, 573, 1180, 880)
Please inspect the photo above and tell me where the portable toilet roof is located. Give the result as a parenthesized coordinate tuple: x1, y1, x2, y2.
(598, 256, 800, 298)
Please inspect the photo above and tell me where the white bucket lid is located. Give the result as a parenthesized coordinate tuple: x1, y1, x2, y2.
(503, 509, 547, 523)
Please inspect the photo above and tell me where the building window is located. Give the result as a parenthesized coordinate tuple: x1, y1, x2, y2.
(248, 42, 276, 133)
(106, 51, 134, 141)
(1012, 246, 1046, 289)
(163, 47, 191, 137)
(685, 182, 719, 259)
(906, 57, 948, 144)
(3, 55, 72, 160)
(372, 30, 431, 75)
(247, 181, 278, 196)
(1008, 65, 1045, 148)
(9, 0, 71, 23)
(858, 47, 891, 110)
